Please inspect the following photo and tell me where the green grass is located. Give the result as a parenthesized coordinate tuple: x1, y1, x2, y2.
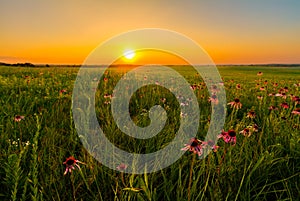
(0, 65, 299, 200)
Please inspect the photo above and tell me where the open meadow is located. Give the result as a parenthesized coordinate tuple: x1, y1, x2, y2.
(0, 65, 299, 201)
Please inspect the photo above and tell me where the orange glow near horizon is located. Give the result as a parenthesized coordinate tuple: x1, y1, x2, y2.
(1, 40, 300, 65)
(114, 49, 190, 65)
(1, 1, 300, 65)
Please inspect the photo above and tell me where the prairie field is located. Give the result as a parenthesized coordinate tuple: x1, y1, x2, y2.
(0, 65, 299, 201)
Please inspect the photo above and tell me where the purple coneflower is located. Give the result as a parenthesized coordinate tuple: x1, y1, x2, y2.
(268, 93, 275, 96)
(257, 72, 263, 76)
(292, 108, 300, 115)
(59, 89, 67, 95)
(259, 87, 265, 91)
(292, 95, 300, 102)
(228, 98, 242, 109)
(180, 112, 187, 118)
(218, 130, 236, 145)
(208, 94, 219, 104)
(180, 102, 189, 106)
(63, 156, 85, 175)
(226, 130, 237, 144)
(160, 98, 166, 103)
(281, 93, 287, 99)
(117, 163, 128, 171)
(280, 102, 289, 109)
(14, 115, 25, 122)
(211, 84, 219, 93)
(252, 124, 259, 132)
(247, 110, 256, 119)
(181, 138, 204, 157)
(240, 124, 258, 137)
(269, 105, 278, 111)
(239, 128, 251, 137)
(104, 94, 112, 99)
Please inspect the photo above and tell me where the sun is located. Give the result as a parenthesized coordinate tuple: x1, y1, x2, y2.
(123, 50, 135, 59)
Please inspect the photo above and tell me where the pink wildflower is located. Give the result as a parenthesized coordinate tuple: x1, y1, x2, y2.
(59, 89, 67, 95)
(239, 128, 251, 137)
(268, 105, 278, 111)
(292, 108, 300, 115)
(181, 138, 204, 157)
(257, 72, 263, 76)
(14, 115, 25, 122)
(160, 98, 166, 103)
(208, 94, 219, 104)
(280, 102, 289, 109)
(211, 84, 220, 93)
(218, 130, 236, 145)
(268, 93, 275, 96)
(117, 163, 128, 171)
(239, 125, 258, 137)
(228, 98, 242, 109)
(291, 96, 300, 103)
(104, 94, 112, 99)
(247, 110, 256, 119)
(63, 156, 85, 175)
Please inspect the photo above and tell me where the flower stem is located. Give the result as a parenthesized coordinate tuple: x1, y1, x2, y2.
(70, 174, 76, 201)
(188, 154, 196, 201)
(121, 172, 126, 187)
(218, 145, 227, 175)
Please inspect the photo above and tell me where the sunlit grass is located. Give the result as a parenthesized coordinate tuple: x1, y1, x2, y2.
(0, 65, 299, 200)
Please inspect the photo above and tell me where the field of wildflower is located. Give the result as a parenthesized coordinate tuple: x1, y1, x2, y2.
(0, 65, 299, 201)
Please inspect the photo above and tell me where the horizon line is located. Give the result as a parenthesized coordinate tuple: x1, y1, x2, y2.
(1, 61, 300, 67)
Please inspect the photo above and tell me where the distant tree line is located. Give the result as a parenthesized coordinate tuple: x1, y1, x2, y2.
(0, 62, 82, 68)
(0, 62, 35, 67)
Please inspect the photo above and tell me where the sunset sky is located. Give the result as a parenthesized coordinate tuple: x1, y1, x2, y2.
(1, 0, 300, 65)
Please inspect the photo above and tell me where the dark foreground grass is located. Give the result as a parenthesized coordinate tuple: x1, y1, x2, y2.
(0, 65, 299, 200)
